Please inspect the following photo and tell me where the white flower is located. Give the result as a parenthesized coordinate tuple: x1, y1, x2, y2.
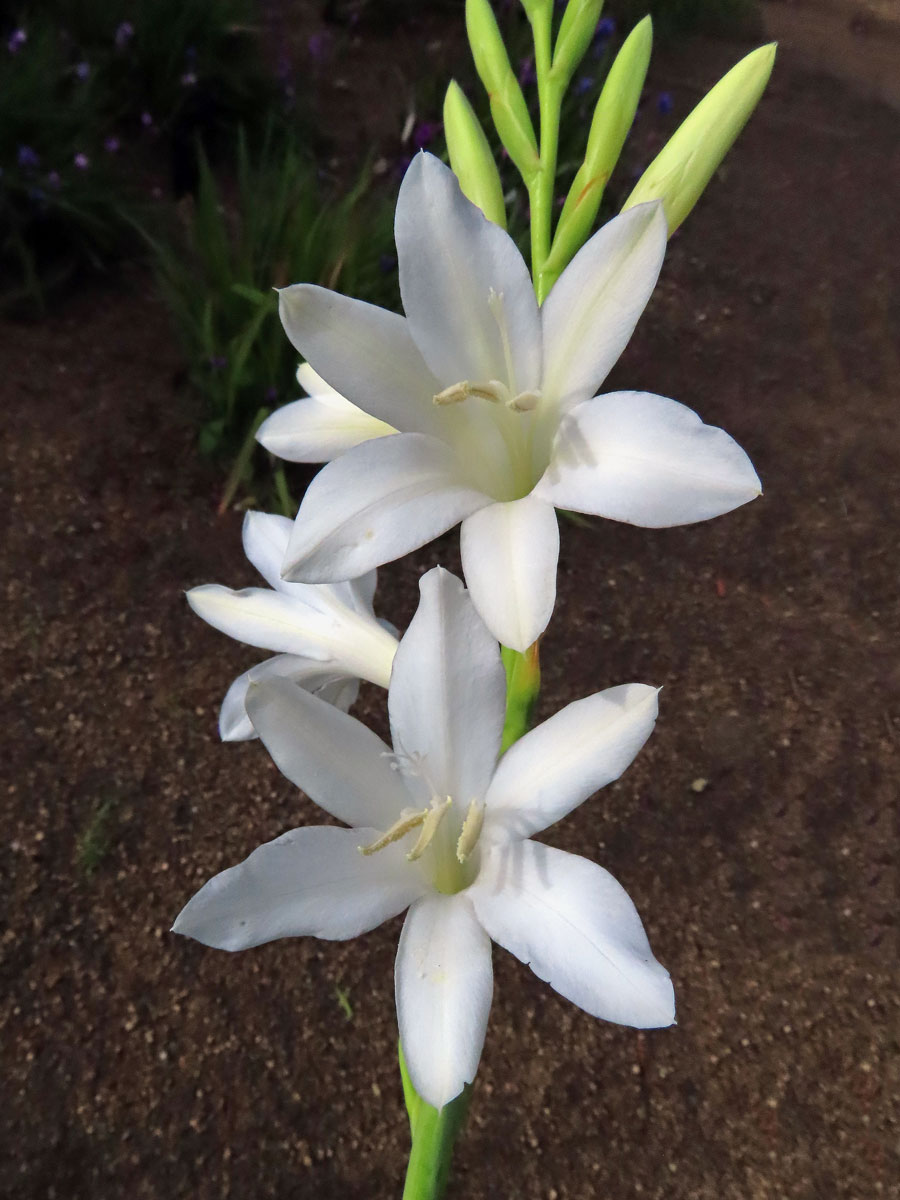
(257, 362, 396, 462)
(271, 151, 761, 653)
(173, 567, 674, 1109)
(186, 510, 398, 740)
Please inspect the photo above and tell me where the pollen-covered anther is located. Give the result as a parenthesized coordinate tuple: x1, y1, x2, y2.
(433, 379, 510, 407)
(507, 388, 541, 413)
(456, 799, 485, 863)
(406, 796, 453, 862)
(358, 808, 427, 856)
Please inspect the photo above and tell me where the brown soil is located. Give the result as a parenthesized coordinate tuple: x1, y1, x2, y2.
(2, 10, 898, 1200)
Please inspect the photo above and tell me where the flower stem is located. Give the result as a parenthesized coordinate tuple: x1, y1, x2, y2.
(527, 3, 563, 304)
(501, 641, 542, 753)
(400, 1044, 472, 1200)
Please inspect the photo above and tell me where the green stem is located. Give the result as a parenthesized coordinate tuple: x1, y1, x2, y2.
(501, 641, 542, 752)
(272, 463, 295, 518)
(400, 1045, 472, 1200)
(527, 4, 563, 303)
(217, 405, 269, 515)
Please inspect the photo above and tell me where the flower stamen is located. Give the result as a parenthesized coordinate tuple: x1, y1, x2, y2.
(487, 288, 518, 395)
(456, 800, 485, 863)
(358, 808, 428, 856)
(434, 380, 510, 406)
(406, 795, 453, 862)
(507, 388, 541, 413)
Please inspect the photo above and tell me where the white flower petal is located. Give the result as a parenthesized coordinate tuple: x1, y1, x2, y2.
(241, 511, 296, 593)
(396, 892, 493, 1109)
(337, 569, 378, 615)
(173, 825, 425, 950)
(483, 684, 658, 842)
(396, 153, 541, 392)
(246, 677, 407, 829)
(317, 675, 362, 713)
(282, 433, 490, 584)
(242, 511, 380, 616)
(471, 840, 675, 1028)
(295, 361, 336, 398)
(541, 203, 667, 413)
(186, 584, 333, 659)
(388, 568, 506, 805)
(460, 496, 559, 652)
(256, 395, 395, 463)
(536, 391, 762, 526)
(187, 578, 396, 687)
(278, 285, 440, 434)
(218, 654, 358, 742)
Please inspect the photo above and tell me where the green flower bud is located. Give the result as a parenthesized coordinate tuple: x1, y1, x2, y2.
(546, 16, 652, 278)
(552, 0, 605, 87)
(443, 81, 507, 228)
(466, 0, 540, 182)
(623, 42, 777, 234)
(519, 0, 552, 18)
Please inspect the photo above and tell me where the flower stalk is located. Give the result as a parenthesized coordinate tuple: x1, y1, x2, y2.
(501, 641, 542, 752)
(400, 1045, 472, 1200)
(527, 1, 563, 302)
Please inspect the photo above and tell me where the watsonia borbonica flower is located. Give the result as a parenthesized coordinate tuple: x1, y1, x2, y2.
(186, 511, 397, 740)
(266, 152, 761, 653)
(173, 568, 674, 1109)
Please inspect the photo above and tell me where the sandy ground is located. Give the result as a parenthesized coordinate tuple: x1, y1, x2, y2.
(1, 9, 898, 1200)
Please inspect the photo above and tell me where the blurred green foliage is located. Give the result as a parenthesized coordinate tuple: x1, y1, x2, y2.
(144, 124, 398, 505)
(0, 0, 275, 312)
(0, 19, 136, 312)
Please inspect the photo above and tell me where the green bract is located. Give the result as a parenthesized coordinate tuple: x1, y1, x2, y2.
(624, 42, 777, 233)
(443, 81, 507, 228)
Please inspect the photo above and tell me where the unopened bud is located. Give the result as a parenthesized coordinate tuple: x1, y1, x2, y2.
(444, 80, 507, 228)
(466, 0, 540, 182)
(552, 0, 605, 88)
(548, 16, 652, 278)
(623, 42, 776, 234)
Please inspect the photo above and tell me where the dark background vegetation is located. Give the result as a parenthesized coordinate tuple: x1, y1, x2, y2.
(1, 1, 897, 1197)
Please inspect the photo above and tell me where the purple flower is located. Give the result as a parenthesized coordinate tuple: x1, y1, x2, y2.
(209, 355, 228, 371)
(595, 16, 616, 39)
(17, 145, 39, 169)
(74, 153, 90, 170)
(181, 71, 197, 87)
(104, 136, 121, 153)
(308, 31, 332, 61)
(114, 21, 134, 49)
(518, 56, 536, 87)
(140, 110, 153, 127)
(7, 28, 26, 54)
(412, 120, 441, 151)
(264, 386, 279, 403)
(75, 61, 90, 80)
(47, 170, 61, 189)
(378, 253, 397, 274)
(657, 91, 673, 115)
(575, 74, 594, 96)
